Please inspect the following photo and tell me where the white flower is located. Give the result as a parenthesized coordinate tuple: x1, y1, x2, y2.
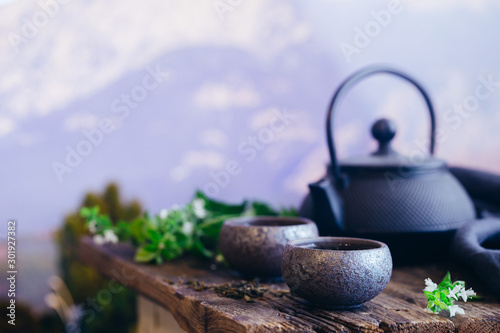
(93, 230, 119, 245)
(182, 221, 194, 235)
(458, 288, 476, 302)
(424, 278, 438, 292)
(159, 209, 169, 219)
(104, 229, 119, 244)
(88, 220, 97, 233)
(448, 285, 462, 300)
(448, 304, 465, 317)
(93, 234, 104, 245)
(192, 198, 206, 219)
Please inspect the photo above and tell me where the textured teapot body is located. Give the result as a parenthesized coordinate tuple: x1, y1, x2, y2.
(335, 167, 475, 234)
(303, 166, 475, 237)
(301, 67, 477, 262)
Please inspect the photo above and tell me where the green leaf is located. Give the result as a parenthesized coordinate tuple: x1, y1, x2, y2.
(115, 221, 132, 241)
(249, 201, 297, 217)
(424, 290, 437, 301)
(95, 215, 113, 230)
(135, 247, 157, 263)
(81, 190, 301, 264)
(174, 232, 191, 249)
(146, 229, 163, 243)
(80, 207, 91, 218)
(80, 206, 99, 218)
(251, 201, 279, 216)
(198, 214, 239, 238)
(129, 218, 147, 245)
(433, 298, 449, 311)
(440, 271, 452, 285)
(161, 247, 182, 260)
(191, 237, 214, 259)
(195, 190, 247, 215)
(423, 271, 480, 317)
(144, 243, 159, 252)
(279, 206, 298, 217)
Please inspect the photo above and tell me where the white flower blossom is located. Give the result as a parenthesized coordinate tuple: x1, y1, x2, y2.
(424, 278, 438, 292)
(192, 199, 206, 219)
(93, 234, 104, 245)
(448, 285, 462, 300)
(182, 221, 194, 235)
(93, 230, 119, 245)
(88, 220, 97, 233)
(458, 288, 476, 302)
(159, 209, 169, 219)
(104, 229, 119, 244)
(448, 304, 465, 317)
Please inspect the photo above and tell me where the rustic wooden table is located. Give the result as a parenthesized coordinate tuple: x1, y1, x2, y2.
(78, 237, 500, 332)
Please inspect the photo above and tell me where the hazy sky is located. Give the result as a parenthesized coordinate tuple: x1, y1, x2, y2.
(1, 0, 499, 235)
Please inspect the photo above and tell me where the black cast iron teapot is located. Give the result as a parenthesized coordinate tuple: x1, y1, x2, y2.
(299, 66, 476, 263)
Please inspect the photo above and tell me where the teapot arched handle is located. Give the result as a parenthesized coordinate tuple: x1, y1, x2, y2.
(326, 66, 436, 188)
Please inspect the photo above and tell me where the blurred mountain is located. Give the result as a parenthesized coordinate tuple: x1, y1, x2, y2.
(1, 0, 500, 238)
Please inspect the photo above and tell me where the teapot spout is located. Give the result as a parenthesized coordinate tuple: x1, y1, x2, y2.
(300, 177, 344, 236)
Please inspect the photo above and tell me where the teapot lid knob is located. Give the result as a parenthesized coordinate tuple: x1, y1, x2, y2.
(371, 118, 396, 156)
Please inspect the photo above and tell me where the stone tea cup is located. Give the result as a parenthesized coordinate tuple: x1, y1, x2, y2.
(281, 236, 392, 308)
(219, 216, 318, 279)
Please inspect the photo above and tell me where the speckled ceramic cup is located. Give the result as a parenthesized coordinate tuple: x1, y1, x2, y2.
(281, 237, 392, 309)
(219, 216, 319, 279)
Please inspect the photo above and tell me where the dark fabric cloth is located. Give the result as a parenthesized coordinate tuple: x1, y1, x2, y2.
(451, 218, 500, 298)
(450, 166, 500, 298)
(450, 166, 500, 215)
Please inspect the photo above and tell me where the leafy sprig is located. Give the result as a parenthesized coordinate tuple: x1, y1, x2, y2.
(423, 272, 480, 317)
(80, 190, 296, 264)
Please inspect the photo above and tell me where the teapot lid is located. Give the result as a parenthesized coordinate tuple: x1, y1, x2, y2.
(325, 66, 445, 188)
(339, 119, 446, 172)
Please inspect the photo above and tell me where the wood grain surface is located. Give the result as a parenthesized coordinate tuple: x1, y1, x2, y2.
(78, 237, 500, 332)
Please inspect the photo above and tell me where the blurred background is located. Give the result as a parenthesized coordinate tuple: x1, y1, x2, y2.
(1, 0, 499, 331)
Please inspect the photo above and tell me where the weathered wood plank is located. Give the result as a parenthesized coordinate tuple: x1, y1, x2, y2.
(137, 296, 186, 333)
(78, 238, 500, 332)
